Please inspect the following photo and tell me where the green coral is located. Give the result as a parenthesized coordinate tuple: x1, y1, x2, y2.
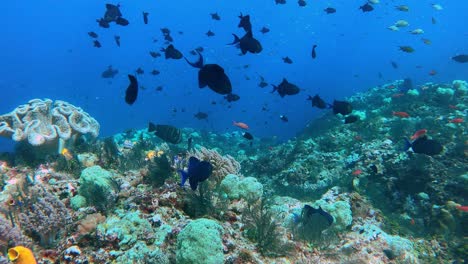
(78, 165, 119, 212)
(220, 174, 263, 202)
(176, 218, 224, 264)
(112, 241, 169, 264)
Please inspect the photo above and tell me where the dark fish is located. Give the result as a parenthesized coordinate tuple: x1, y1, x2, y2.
(155, 86, 163, 91)
(224, 93, 240, 102)
(238, 13, 252, 32)
(164, 34, 173, 42)
(302, 205, 334, 226)
(206, 30, 215, 37)
(359, 3, 374, 12)
(88, 31, 98, 38)
(311, 44, 317, 59)
(101, 65, 118, 78)
(195, 46, 204, 52)
(185, 51, 232, 95)
(162, 44, 182, 60)
(280, 115, 288, 122)
(229, 31, 263, 55)
(391, 61, 398, 69)
(97, 18, 110, 28)
(142, 12, 149, 24)
(400, 78, 413, 92)
(404, 136, 443, 156)
(276, 0, 286, 4)
(452, 54, 468, 63)
(136, 68, 144, 75)
(260, 27, 270, 34)
(210, 13, 220, 20)
(148, 122, 182, 144)
(114, 35, 121, 47)
(332, 100, 353, 115)
(115, 17, 129, 26)
(344, 115, 359, 124)
(258, 76, 268, 88)
(272, 78, 300, 97)
(104, 4, 122, 22)
(194, 111, 208, 120)
(187, 137, 193, 151)
(298, 0, 307, 7)
(178, 156, 212, 190)
(431, 17, 437, 24)
(151, 69, 160, 75)
(93, 40, 102, 48)
(282, 57, 293, 64)
(161, 28, 171, 35)
(307, 94, 328, 109)
(125, 75, 138, 105)
(324, 7, 336, 14)
(242, 132, 253, 140)
(150, 51, 161, 58)
(399, 46, 415, 53)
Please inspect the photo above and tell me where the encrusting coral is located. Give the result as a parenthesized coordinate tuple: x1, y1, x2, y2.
(7, 246, 37, 264)
(0, 98, 99, 152)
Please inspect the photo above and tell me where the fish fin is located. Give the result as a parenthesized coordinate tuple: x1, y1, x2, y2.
(189, 177, 198, 190)
(128, 74, 137, 85)
(403, 138, 412, 151)
(178, 169, 189, 187)
(307, 95, 312, 101)
(271, 85, 277, 93)
(240, 47, 248, 55)
(184, 51, 203, 68)
(229, 34, 240, 45)
(148, 122, 157, 133)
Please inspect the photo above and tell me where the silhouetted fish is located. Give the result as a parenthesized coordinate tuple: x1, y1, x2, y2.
(125, 75, 138, 105)
(311, 44, 317, 59)
(136, 67, 144, 75)
(93, 40, 102, 48)
(344, 115, 359, 124)
(114, 35, 121, 47)
(242, 132, 253, 140)
(162, 44, 182, 59)
(307, 94, 328, 109)
(280, 115, 288, 122)
(238, 13, 252, 32)
(332, 100, 352, 115)
(101, 65, 118, 78)
(391, 61, 398, 69)
(178, 156, 212, 190)
(271, 79, 300, 97)
(229, 31, 262, 55)
(150, 51, 161, 58)
(97, 18, 110, 28)
(260, 27, 270, 34)
(224, 93, 240, 102)
(151, 69, 160, 75)
(359, 3, 374, 12)
(210, 13, 220, 20)
(148, 122, 182, 144)
(194, 111, 208, 120)
(302, 205, 334, 226)
(298, 0, 307, 7)
(404, 136, 443, 156)
(282, 57, 293, 64)
(206, 30, 215, 37)
(324, 7, 336, 14)
(142, 12, 149, 24)
(276, 0, 286, 4)
(88, 31, 98, 38)
(452, 54, 468, 63)
(258, 76, 268, 88)
(185, 51, 232, 95)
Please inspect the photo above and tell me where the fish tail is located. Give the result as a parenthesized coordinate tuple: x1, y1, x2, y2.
(307, 95, 312, 101)
(178, 170, 189, 187)
(271, 85, 277, 93)
(403, 138, 412, 151)
(229, 34, 240, 45)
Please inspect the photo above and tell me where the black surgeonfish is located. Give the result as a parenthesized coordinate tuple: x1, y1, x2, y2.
(302, 205, 334, 226)
(162, 44, 182, 60)
(452, 54, 468, 63)
(311, 44, 317, 59)
(332, 100, 353, 115)
(271, 78, 300, 97)
(307, 94, 328, 109)
(125, 75, 138, 105)
(238, 13, 252, 32)
(359, 3, 374, 12)
(178, 156, 212, 190)
(104, 4, 122, 22)
(404, 135, 443, 156)
(185, 51, 232, 95)
(229, 31, 262, 55)
(142, 12, 149, 24)
(148, 122, 182, 144)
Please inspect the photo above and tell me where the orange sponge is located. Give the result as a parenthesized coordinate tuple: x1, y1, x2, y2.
(8, 246, 37, 264)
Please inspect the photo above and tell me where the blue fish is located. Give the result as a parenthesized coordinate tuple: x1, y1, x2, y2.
(178, 157, 213, 190)
(302, 205, 334, 226)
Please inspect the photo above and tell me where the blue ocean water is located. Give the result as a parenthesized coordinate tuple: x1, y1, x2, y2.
(0, 0, 466, 151)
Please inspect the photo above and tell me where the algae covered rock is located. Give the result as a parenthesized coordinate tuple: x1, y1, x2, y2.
(313, 200, 353, 231)
(220, 174, 263, 202)
(78, 165, 119, 212)
(176, 218, 224, 264)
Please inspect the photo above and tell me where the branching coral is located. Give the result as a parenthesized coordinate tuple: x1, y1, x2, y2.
(18, 185, 72, 247)
(189, 147, 241, 187)
(0, 216, 32, 254)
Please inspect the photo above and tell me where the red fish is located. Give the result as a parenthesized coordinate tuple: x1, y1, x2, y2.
(449, 118, 463, 123)
(456, 205, 468, 212)
(233, 121, 249, 129)
(393, 111, 410, 118)
(410, 129, 427, 140)
(352, 169, 362, 175)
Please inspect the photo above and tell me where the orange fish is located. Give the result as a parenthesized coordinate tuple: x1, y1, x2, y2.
(410, 218, 415, 225)
(352, 169, 362, 175)
(456, 205, 468, 212)
(233, 121, 249, 129)
(410, 129, 427, 140)
(428, 70, 437, 76)
(393, 111, 410, 118)
(449, 118, 463, 123)
(392, 93, 405, 98)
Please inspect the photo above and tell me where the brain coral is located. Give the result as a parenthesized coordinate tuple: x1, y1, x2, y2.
(0, 98, 99, 149)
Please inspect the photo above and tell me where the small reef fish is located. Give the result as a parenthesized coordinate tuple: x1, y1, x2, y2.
(242, 132, 253, 140)
(114, 35, 121, 47)
(298, 0, 307, 7)
(142, 12, 149, 24)
(395, 20, 409, 27)
(395, 5, 409, 12)
(162, 44, 183, 60)
(271, 78, 300, 97)
(432, 4, 443, 11)
(224, 93, 240, 102)
(421, 38, 432, 45)
(452, 54, 468, 63)
(233, 121, 249, 129)
(455, 205, 468, 212)
(101, 65, 118, 78)
(125, 75, 138, 105)
(93, 40, 102, 48)
(410, 129, 427, 140)
(352, 169, 362, 175)
(392, 93, 405, 98)
(359, 3, 374, 12)
(148, 122, 182, 144)
(302, 205, 334, 226)
(410, 29, 424, 35)
(194, 112, 208, 120)
(428, 70, 437, 76)
(404, 135, 443, 156)
(61, 148, 73, 160)
(8, 246, 37, 264)
(388, 25, 399, 31)
(332, 100, 353, 115)
(392, 111, 410, 118)
(448, 118, 464, 123)
(210, 13, 220, 20)
(280, 115, 288, 122)
(308, 94, 328, 109)
(399, 46, 414, 53)
(344, 115, 359, 124)
(324, 7, 336, 14)
(260, 26, 270, 34)
(311, 44, 317, 59)
(178, 156, 213, 190)
(88, 31, 98, 38)
(282, 56, 293, 64)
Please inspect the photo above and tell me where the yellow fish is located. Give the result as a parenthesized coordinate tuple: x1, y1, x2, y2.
(61, 148, 73, 160)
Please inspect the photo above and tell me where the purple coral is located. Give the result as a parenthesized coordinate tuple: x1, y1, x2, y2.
(18, 185, 72, 247)
(0, 216, 32, 252)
